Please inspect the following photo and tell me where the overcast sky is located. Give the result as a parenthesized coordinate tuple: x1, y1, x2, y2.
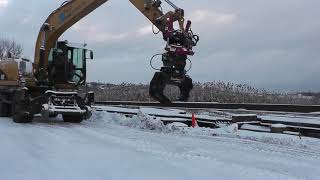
(0, 0, 319, 91)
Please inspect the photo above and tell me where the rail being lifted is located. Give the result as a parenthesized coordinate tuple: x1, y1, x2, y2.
(94, 101, 320, 113)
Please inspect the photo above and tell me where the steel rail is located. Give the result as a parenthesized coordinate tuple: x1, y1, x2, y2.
(92, 105, 320, 138)
(94, 101, 320, 113)
(93, 106, 231, 128)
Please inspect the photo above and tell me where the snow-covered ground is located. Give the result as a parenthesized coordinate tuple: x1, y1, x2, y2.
(1, 109, 320, 180)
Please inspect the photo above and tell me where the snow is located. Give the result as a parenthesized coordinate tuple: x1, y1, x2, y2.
(259, 114, 320, 125)
(45, 90, 78, 95)
(240, 124, 270, 132)
(0, 110, 320, 180)
(94, 106, 186, 116)
(272, 124, 287, 128)
(140, 107, 186, 115)
(232, 113, 257, 117)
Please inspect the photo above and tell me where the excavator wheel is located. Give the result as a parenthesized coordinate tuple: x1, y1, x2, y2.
(0, 103, 10, 117)
(12, 114, 33, 124)
(0, 104, 9, 117)
(11, 91, 33, 123)
(49, 113, 58, 118)
(0, 93, 11, 117)
(11, 103, 33, 123)
(63, 114, 83, 123)
(149, 72, 171, 104)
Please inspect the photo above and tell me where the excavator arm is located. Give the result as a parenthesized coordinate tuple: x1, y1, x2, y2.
(129, 0, 185, 32)
(34, 0, 199, 104)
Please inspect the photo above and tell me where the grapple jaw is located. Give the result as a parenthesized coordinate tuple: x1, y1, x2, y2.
(149, 71, 193, 104)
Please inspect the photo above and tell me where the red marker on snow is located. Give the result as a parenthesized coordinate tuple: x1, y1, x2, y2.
(192, 113, 198, 128)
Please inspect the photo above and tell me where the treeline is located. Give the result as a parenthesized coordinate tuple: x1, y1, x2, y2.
(80, 81, 320, 105)
(0, 38, 23, 60)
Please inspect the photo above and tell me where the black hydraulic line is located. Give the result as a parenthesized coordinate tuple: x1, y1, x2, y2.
(164, 0, 179, 10)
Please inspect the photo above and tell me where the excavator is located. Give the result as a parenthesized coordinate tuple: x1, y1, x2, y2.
(0, 0, 199, 123)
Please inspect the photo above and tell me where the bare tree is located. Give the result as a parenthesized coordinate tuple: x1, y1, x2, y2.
(0, 38, 23, 60)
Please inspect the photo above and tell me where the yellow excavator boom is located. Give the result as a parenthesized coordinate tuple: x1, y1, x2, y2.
(34, 0, 185, 78)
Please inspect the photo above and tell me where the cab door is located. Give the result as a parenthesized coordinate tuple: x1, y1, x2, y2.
(68, 48, 86, 85)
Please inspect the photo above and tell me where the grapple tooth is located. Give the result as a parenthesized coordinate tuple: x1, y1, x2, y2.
(178, 76, 193, 101)
(149, 72, 172, 104)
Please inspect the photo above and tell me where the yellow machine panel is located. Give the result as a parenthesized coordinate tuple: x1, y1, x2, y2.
(0, 59, 19, 86)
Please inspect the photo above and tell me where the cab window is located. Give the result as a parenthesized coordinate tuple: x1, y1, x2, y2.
(69, 48, 85, 84)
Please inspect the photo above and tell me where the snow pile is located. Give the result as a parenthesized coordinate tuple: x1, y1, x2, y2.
(134, 110, 167, 132)
(90, 110, 230, 135)
(88, 110, 179, 133)
(89, 110, 318, 149)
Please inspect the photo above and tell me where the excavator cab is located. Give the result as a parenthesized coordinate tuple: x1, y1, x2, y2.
(48, 41, 93, 88)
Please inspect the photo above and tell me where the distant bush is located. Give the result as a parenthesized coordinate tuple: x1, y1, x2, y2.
(80, 81, 319, 105)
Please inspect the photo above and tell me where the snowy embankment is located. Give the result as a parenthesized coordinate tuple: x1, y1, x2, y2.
(0, 109, 320, 180)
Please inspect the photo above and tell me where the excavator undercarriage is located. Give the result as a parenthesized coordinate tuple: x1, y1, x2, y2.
(0, 81, 94, 123)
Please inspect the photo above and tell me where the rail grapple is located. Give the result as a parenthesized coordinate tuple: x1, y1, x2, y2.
(149, 14, 199, 104)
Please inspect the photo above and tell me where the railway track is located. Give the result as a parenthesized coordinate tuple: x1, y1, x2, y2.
(94, 101, 320, 113)
(93, 106, 231, 128)
(93, 101, 320, 138)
